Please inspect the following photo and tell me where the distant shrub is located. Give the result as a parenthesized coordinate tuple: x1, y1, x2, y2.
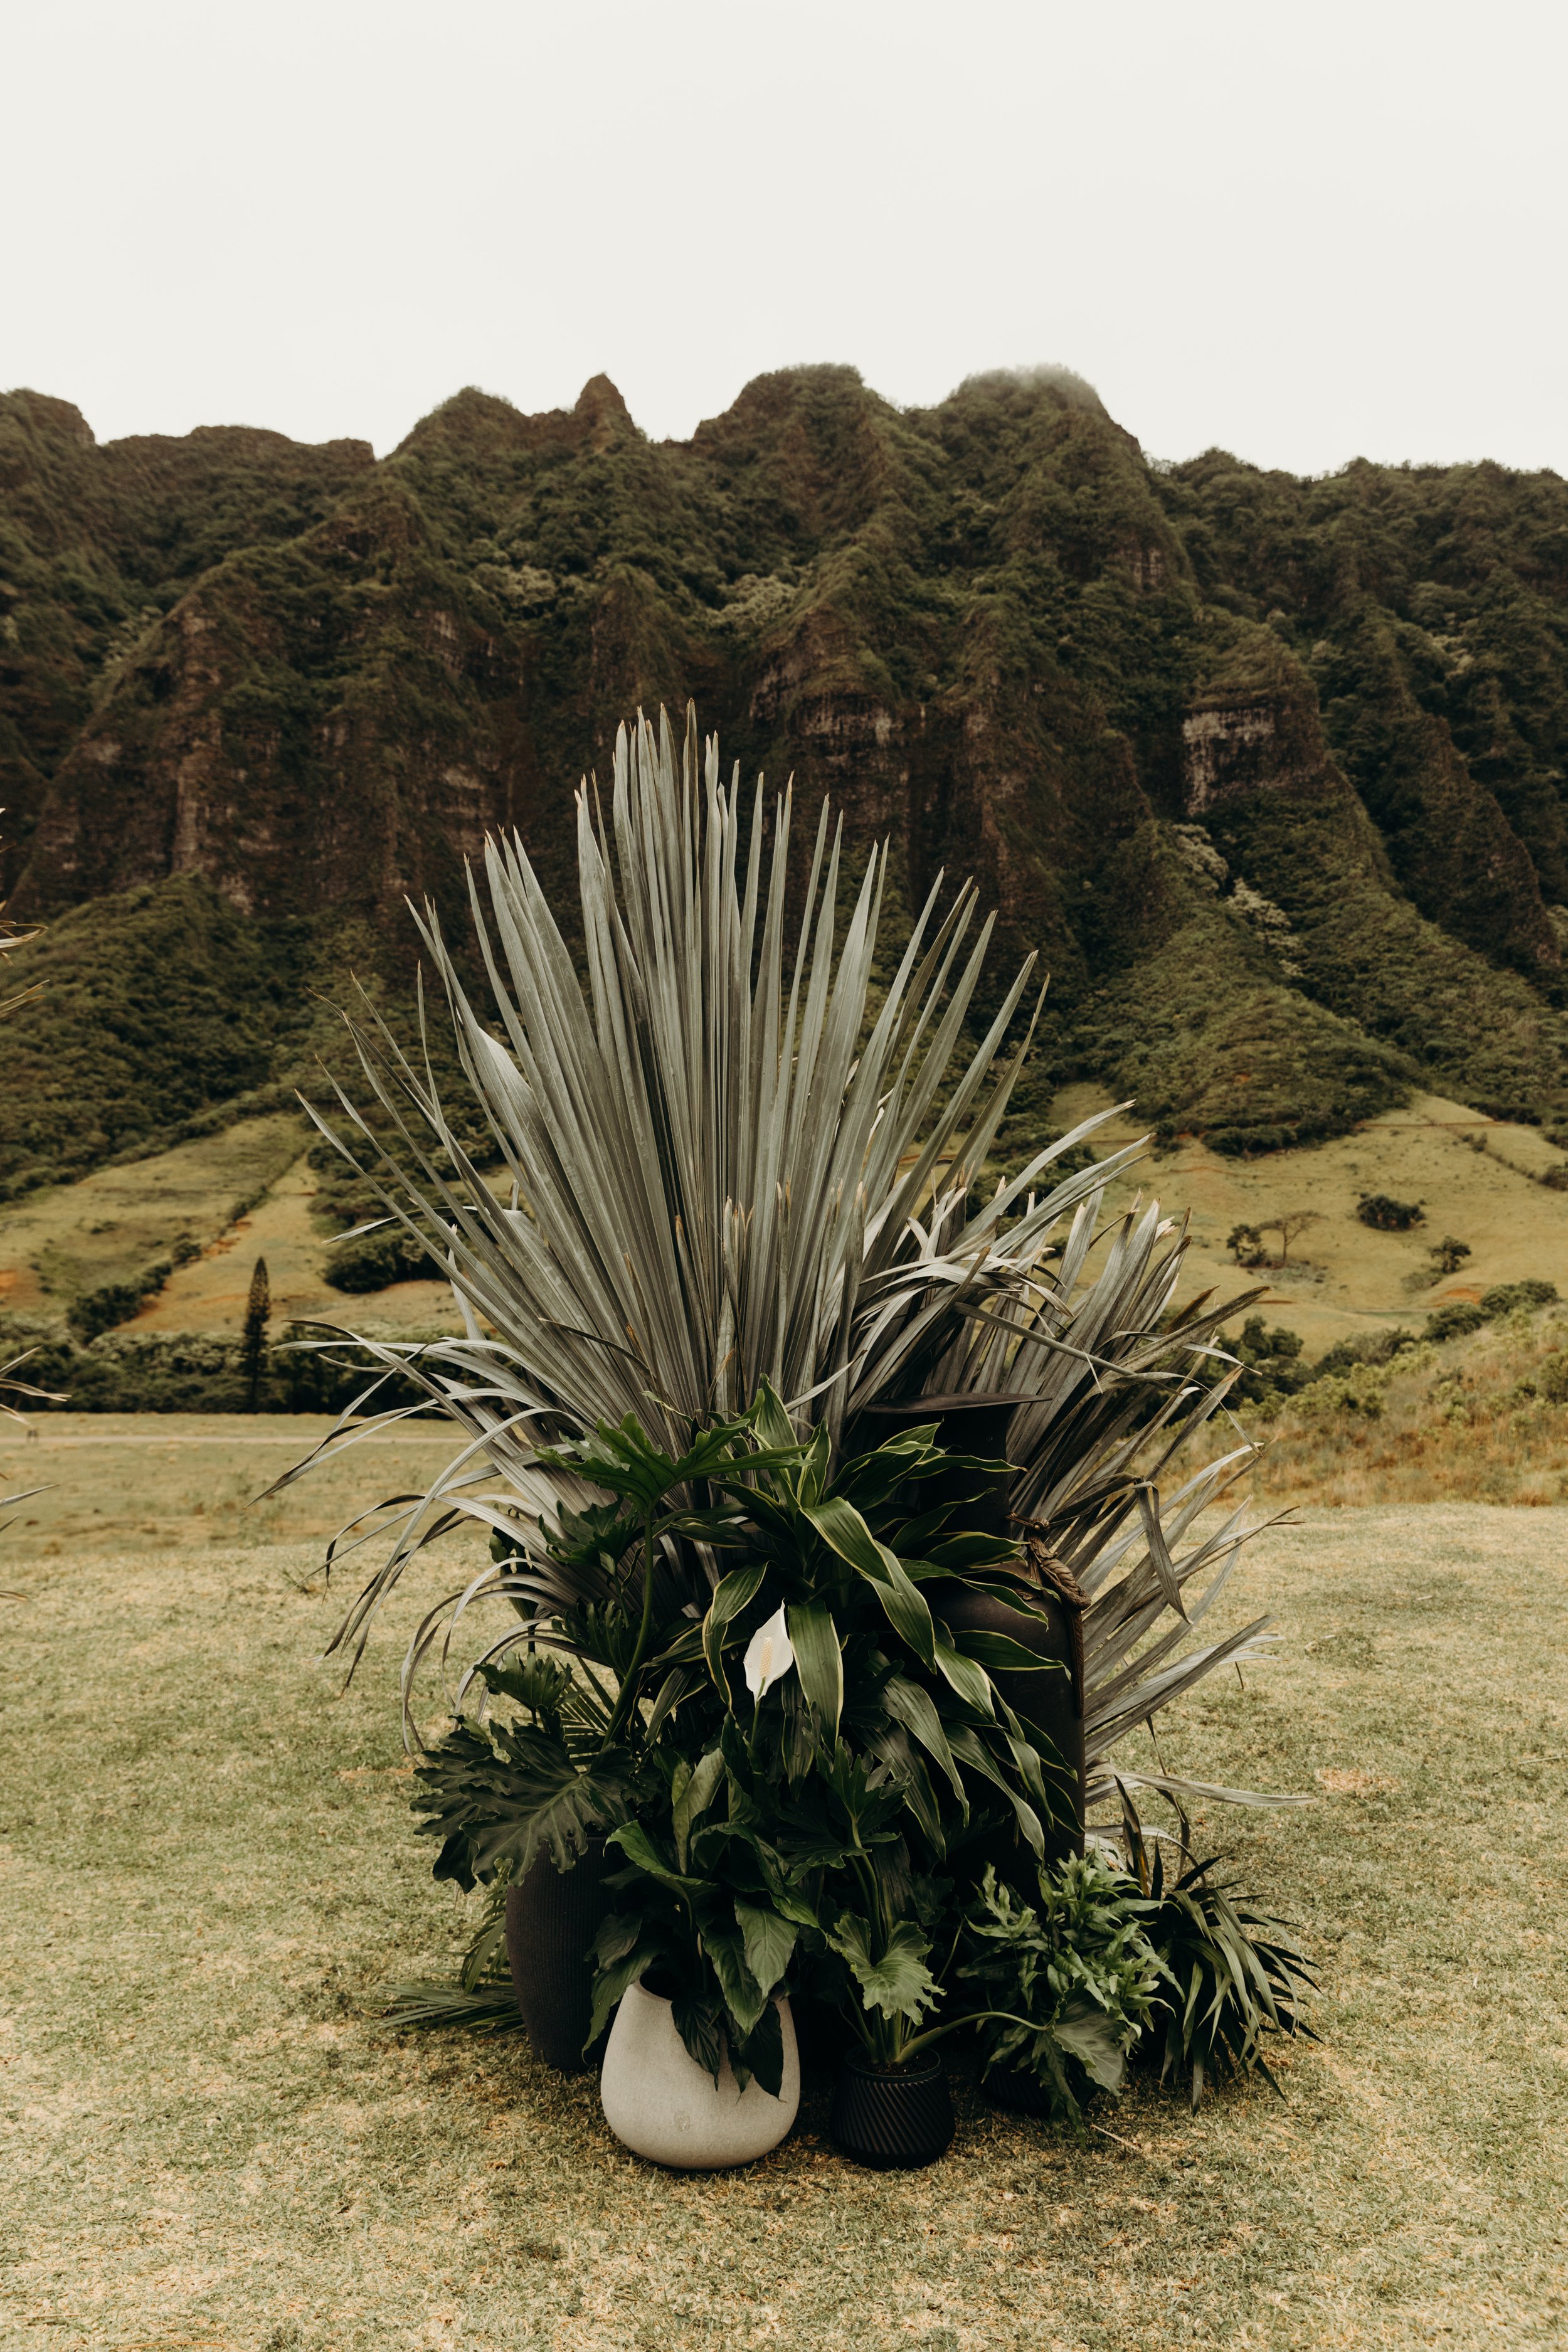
(1226, 1223, 1269, 1268)
(1428, 1237, 1471, 1275)
(1312, 1328, 1417, 1381)
(1209, 1125, 1296, 1157)
(1539, 1352, 1568, 1405)
(1357, 1194, 1424, 1232)
(1227, 1315, 1308, 1408)
(1425, 1302, 1488, 1345)
(1541, 1165, 1568, 1192)
(1296, 1365, 1391, 1420)
(66, 1258, 172, 1342)
(322, 1224, 437, 1293)
(1479, 1281, 1558, 1316)
(0, 1310, 435, 1414)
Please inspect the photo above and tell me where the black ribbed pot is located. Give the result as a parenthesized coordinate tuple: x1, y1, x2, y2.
(503, 1840, 614, 2074)
(829, 2052, 955, 2170)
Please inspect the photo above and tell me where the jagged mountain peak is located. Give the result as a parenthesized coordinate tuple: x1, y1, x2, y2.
(3, 367, 1567, 1191)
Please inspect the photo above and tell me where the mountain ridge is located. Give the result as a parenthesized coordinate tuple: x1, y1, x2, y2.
(3, 363, 1567, 1187)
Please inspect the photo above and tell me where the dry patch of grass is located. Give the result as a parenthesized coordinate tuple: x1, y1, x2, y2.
(0, 1413, 461, 1554)
(2, 1485, 1565, 2348)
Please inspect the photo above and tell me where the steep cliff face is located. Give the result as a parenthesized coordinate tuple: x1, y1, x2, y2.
(3, 366, 1567, 1187)
(0, 395, 373, 893)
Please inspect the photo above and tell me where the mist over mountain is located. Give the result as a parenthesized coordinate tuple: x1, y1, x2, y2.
(3, 363, 1567, 1188)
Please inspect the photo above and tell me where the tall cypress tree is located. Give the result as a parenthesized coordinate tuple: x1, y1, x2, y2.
(241, 1257, 270, 1411)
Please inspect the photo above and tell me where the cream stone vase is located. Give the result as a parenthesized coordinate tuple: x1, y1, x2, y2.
(599, 1984, 800, 2169)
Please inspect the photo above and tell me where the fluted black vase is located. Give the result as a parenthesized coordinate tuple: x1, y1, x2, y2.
(829, 2052, 955, 2170)
(503, 1841, 614, 2074)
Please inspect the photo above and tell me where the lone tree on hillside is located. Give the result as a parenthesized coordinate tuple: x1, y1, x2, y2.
(1227, 1223, 1269, 1268)
(1261, 1209, 1321, 1268)
(241, 1258, 270, 1410)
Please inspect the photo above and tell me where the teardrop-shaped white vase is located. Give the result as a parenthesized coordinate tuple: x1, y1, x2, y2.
(599, 1983, 799, 2169)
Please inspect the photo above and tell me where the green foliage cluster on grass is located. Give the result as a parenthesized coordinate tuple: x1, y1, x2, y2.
(3, 1510, 1564, 2347)
(322, 1224, 438, 1293)
(64, 1249, 181, 1341)
(6, 368, 1568, 1175)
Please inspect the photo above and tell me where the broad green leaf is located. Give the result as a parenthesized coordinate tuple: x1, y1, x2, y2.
(881, 1673, 966, 1802)
(931, 1634, 995, 1718)
(586, 1932, 657, 2047)
(701, 1564, 766, 1700)
(825, 1914, 941, 2024)
(1053, 1996, 1131, 2092)
(804, 1496, 935, 1666)
(733, 1999, 786, 2099)
(787, 1601, 844, 1732)
(751, 1379, 799, 1454)
(734, 1900, 798, 1998)
(672, 1746, 726, 1871)
(867, 1725, 947, 1852)
(670, 1989, 728, 2087)
(951, 1628, 1068, 1677)
(608, 1818, 706, 1897)
(705, 1929, 770, 2035)
(946, 1724, 1045, 1857)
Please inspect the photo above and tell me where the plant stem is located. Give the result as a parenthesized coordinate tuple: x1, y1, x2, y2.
(601, 1503, 659, 1751)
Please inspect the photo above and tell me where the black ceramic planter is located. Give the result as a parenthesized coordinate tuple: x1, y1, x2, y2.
(829, 2052, 955, 2170)
(503, 1840, 613, 2073)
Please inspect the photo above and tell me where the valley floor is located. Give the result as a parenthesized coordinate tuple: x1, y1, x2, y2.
(1, 1430, 1564, 2349)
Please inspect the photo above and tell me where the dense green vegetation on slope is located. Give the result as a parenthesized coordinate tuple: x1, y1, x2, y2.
(3, 366, 1566, 1182)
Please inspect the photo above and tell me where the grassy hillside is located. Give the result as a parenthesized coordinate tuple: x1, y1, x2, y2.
(4, 368, 1568, 1179)
(5, 1074, 1564, 1424)
(1244, 1300, 1568, 1508)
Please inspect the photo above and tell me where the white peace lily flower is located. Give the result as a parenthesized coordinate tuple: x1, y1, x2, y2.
(743, 1606, 795, 1700)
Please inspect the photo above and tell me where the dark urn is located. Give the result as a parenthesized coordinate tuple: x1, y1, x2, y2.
(829, 2052, 955, 2170)
(857, 1392, 1087, 1864)
(503, 1840, 615, 2073)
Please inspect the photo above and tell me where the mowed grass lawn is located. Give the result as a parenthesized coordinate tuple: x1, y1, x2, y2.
(1, 1428, 1565, 2349)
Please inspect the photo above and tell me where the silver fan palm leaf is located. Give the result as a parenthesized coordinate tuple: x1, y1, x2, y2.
(282, 705, 1141, 1663)
(282, 705, 1298, 1825)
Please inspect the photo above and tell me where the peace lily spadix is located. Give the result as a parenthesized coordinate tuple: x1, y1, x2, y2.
(743, 1607, 795, 1701)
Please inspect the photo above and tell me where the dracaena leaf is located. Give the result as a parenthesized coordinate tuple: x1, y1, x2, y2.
(786, 1601, 844, 1732)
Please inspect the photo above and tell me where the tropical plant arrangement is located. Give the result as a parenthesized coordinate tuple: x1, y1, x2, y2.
(277, 704, 1310, 2166)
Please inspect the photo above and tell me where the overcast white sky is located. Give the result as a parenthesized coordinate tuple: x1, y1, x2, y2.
(6, 0, 1564, 476)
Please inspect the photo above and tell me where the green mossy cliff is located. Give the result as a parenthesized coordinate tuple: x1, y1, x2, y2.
(3, 365, 1566, 1184)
